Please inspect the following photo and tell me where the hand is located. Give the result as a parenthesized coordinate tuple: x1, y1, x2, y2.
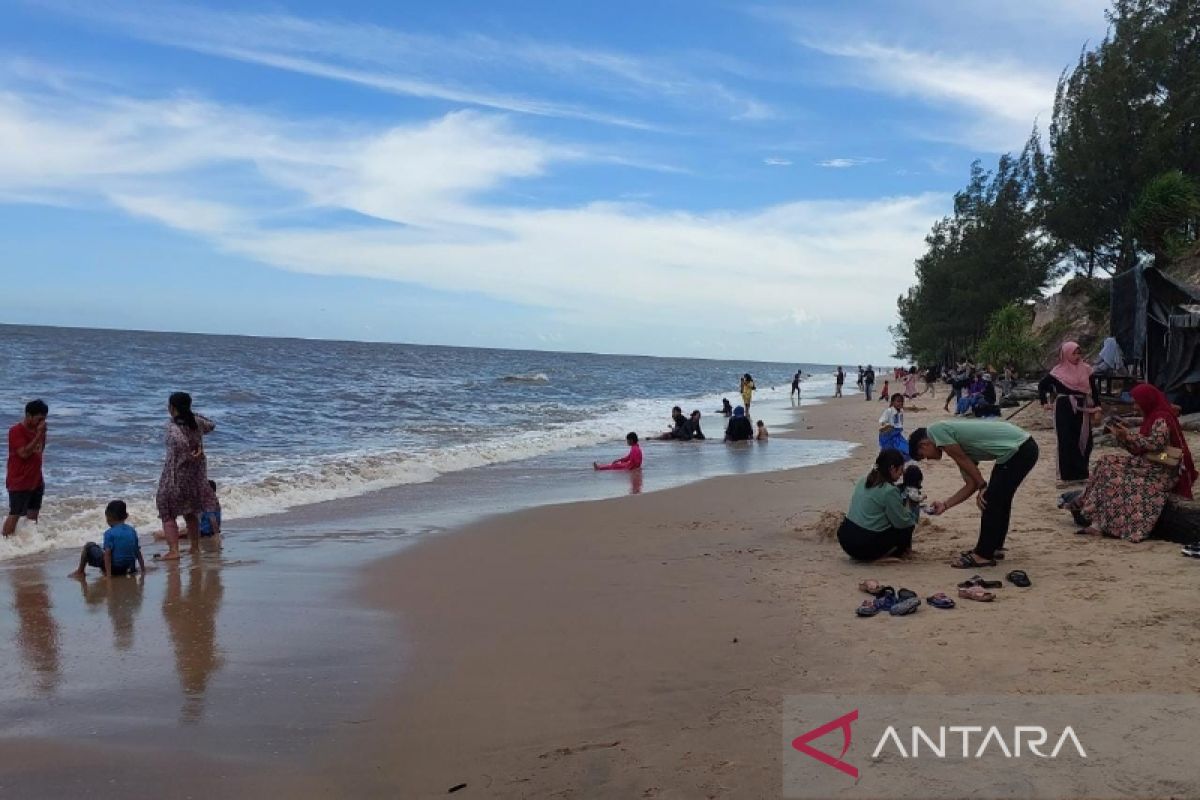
(976, 489, 989, 511)
(930, 500, 947, 515)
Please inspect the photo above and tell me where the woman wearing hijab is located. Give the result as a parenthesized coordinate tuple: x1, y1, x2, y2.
(1038, 342, 1101, 482)
(724, 406, 754, 442)
(1066, 384, 1197, 541)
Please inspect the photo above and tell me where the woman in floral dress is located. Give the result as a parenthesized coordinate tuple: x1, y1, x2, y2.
(156, 392, 219, 560)
(1072, 385, 1197, 542)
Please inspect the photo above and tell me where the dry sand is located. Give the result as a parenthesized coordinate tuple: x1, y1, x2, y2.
(4, 391, 1200, 798)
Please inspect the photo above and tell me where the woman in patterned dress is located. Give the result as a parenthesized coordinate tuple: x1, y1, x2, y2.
(156, 392, 219, 560)
(1072, 385, 1197, 542)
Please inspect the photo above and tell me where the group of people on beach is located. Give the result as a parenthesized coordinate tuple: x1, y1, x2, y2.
(835, 338, 1199, 574)
(6, 392, 223, 580)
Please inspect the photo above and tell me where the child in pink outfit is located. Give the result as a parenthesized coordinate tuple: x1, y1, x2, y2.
(594, 433, 643, 471)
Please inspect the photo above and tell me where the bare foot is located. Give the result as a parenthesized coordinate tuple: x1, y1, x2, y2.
(68, 570, 84, 579)
(159, 551, 181, 561)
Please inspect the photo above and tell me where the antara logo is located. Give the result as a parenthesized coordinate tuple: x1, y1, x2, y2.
(792, 711, 1087, 780)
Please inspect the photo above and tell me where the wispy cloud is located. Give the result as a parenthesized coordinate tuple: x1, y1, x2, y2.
(763, 157, 792, 166)
(31, 0, 773, 128)
(0, 72, 943, 337)
(816, 157, 883, 168)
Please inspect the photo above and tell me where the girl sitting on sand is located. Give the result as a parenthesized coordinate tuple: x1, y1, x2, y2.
(837, 448, 917, 562)
(594, 433, 643, 471)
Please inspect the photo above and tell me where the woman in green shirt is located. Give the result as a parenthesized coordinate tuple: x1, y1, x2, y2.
(837, 448, 918, 562)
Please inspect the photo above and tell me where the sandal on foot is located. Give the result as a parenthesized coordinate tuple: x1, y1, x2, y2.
(1006, 570, 1032, 588)
(889, 596, 921, 616)
(950, 552, 997, 569)
(958, 586, 995, 602)
(855, 599, 880, 617)
(926, 592, 955, 609)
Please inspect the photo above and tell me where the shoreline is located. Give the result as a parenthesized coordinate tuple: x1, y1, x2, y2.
(5, 390, 1198, 797)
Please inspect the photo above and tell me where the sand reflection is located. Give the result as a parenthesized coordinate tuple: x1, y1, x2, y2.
(11, 567, 61, 695)
(162, 563, 224, 723)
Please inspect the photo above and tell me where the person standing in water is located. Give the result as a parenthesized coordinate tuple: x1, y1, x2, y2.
(5, 399, 49, 537)
(740, 374, 756, 414)
(156, 392, 219, 560)
(790, 370, 802, 402)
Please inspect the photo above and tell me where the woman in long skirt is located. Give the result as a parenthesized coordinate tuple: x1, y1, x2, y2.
(1069, 385, 1197, 541)
(156, 392, 219, 560)
(1038, 342, 1100, 482)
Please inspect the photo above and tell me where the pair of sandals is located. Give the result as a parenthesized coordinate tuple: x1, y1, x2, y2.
(956, 570, 1032, 601)
(950, 549, 1006, 569)
(856, 585, 922, 616)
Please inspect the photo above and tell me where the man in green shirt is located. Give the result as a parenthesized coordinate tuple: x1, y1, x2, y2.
(908, 419, 1039, 568)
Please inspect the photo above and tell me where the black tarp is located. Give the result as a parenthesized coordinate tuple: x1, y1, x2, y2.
(1110, 266, 1200, 391)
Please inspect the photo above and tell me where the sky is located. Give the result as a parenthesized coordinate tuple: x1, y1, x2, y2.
(0, 0, 1112, 363)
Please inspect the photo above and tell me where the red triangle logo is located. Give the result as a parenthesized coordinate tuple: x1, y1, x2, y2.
(791, 709, 859, 780)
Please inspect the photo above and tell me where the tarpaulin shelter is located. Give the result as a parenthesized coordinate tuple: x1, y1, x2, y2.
(1111, 265, 1200, 391)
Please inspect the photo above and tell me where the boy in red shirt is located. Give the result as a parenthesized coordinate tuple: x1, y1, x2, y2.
(5, 399, 49, 537)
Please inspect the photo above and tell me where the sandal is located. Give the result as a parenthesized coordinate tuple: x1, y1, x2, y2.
(1181, 544, 1200, 559)
(855, 599, 880, 617)
(896, 588, 918, 601)
(958, 586, 996, 602)
(956, 574, 1002, 590)
(858, 580, 892, 597)
(873, 588, 897, 612)
(1006, 570, 1032, 588)
(926, 592, 955, 609)
(950, 552, 997, 569)
(889, 596, 921, 616)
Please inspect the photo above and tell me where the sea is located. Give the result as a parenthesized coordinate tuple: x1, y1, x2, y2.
(0, 324, 857, 560)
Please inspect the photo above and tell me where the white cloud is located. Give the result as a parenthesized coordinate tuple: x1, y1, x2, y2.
(817, 157, 883, 168)
(32, 0, 772, 127)
(0, 75, 944, 353)
(763, 157, 792, 166)
(801, 39, 1055, 151)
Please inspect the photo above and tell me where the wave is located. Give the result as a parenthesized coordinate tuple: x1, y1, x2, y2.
(0, 379, 840, 562)
(501, 372, 550, 384)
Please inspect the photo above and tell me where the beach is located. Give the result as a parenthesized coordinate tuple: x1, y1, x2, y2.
(3, 388, 1200, 798)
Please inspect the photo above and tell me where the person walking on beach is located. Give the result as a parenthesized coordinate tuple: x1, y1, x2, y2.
(909, 419, 1038, 569)
(791, 370, 802, 403)
(1038, 342, 1100, 484)
(156, 392, 219, 560)
(856, 366, 864, 390)
(863, 365, 876, 401)
(6, 399, 49, 537)
(740, 374, 756, 414)
(835, 367, 845, 398)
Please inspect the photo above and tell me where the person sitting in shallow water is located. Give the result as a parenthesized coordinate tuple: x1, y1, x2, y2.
(717, 398, 733, 416)
(837, 449, 918, 562)
(658, 406, 691, 440)
(594, 432, 643, 471)
(724, 406, 754, 442)
(756, 420, 769, 440)
(687, 410, 706, 440)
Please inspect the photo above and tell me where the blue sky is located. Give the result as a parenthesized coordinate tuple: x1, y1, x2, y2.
(0, 0, 1110, 363)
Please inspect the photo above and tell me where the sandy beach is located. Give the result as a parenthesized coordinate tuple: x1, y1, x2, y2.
(4, 392, 1200, 798)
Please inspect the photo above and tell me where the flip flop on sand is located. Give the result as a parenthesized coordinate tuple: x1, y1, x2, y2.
(855, 599, 880, 617)
(889, 596, 921, 616)
(1006, 570, 1032, 588)
(1181, 544, 1200, 559)
(956, 574, 1002, 589)
(858, 579, 891, 596)
(926, 592, 955, 609)
(950, 552, 997, 569)
(896, 588, 918, 601)
(958, 586, 995, 602)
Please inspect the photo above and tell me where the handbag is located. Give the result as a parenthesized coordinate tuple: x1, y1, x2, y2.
(1144, 446, 1183, 469)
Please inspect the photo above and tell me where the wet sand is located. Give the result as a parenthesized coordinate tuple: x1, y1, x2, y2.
(4, 393, 1200, 798)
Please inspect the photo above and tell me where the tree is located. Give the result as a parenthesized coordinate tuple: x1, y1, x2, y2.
(976, 304, 1041, 371)
(1127, 170, 1200, 266)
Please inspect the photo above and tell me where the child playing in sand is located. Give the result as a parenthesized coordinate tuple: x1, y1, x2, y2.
(878, 380, 890, 402)
(594, 433, 643, 471)
(756, 420, 769, 440)
(69, 500, 145, 579)
(878, 394, 908, 457)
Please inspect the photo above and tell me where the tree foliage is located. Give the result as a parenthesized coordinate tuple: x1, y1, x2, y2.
(976, 304, 1041, 372)
(894, 0, 1200, 363)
